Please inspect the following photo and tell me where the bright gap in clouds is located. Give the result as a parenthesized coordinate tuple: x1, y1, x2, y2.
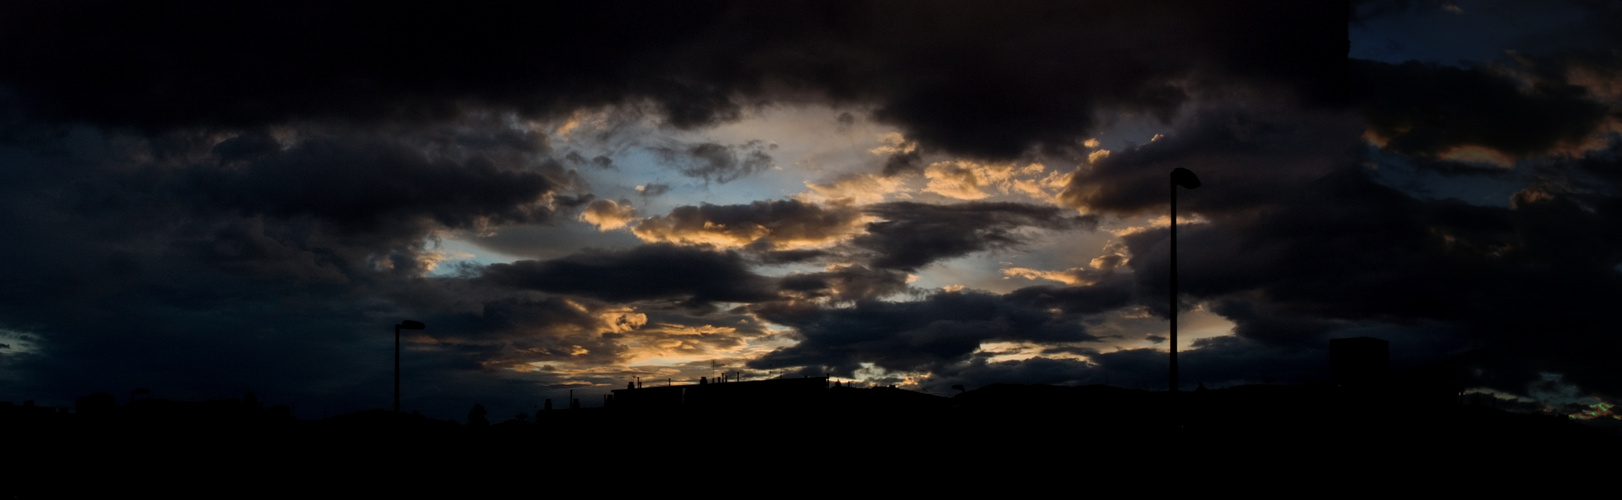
(1140, 306, 1234, 352)
(0, 328, 40, 355)
(557, 105, 902, 211)
(425, 102, 1252, 395)
(425, 238, 505, 275)
(0, 329, 42, 392)
(1073, 304, 1236, 353)
(1361, 145, 1528, 208)
(439, 104, 1184, 292)
(624, 327, 797, 373)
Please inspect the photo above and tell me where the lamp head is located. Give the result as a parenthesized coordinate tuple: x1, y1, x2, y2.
(1171, 168, 1201, 189)
(398, 320, 426, 330)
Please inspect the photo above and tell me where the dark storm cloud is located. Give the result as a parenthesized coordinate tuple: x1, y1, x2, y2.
(633, 199, 865, 249)
(0, 122, 549, 288)
(776, 265, 910, 303)
(169, 218, 355, 284)
(1482, 177, 1622, 396)
(1125, 168, 1484, 322)
(1043, 80, 1622, 399)
(1352, 58, 1611, 159)
(1055, 89, 1507, 325)
(1117, 156, 1622, 396)
(420, 295, 628, 366)
(93, 122, 578, 282)
(1206, 297, 1347, 348)
(187, 131, 567, 235)
(855, 202, 1098, 270)
(650, 140, 775, 184)
(847, 0, 1350, 158)
(478, 244, 777, 306)
(0, 0, 1347, 159)
(467, 221, 644, 263)
(425, 295, 600, 341)
(1003, 274, 1137, 316)
(753, 249, 830, 265)
(0, 183, 416, 412)
(880, 149, 924, 177)
(0, 112, 602, 416)
(749, 290, 1099, 376)
(0, 1, 726, 129)
(1059, 104, 1366, 216)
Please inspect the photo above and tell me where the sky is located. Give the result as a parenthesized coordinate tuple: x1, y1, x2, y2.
(0, 0, 1619, 421)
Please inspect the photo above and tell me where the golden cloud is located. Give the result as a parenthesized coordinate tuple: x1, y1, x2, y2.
(923, 161, 1063, 202)
(1437, 145, 1515, 168)
(631, 200, 868, 250)
(923, 161, 992, 200)
(799, 173, 911, 205)
(580, 199, 638, 230)
(1001, 266, 1098, 286)
(868, 131, 919, 156)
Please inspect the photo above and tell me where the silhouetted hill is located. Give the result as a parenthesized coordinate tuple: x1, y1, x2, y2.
(6, 382, 1614, 495)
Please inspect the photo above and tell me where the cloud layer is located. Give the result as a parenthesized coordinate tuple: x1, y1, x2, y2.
(2, 1, 1618, 422)
(1, 0, 1349, 158)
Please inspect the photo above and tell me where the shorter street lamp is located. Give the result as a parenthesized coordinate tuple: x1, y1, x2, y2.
(395, 320, 426, 413)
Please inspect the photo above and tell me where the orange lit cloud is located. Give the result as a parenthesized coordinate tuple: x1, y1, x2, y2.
(1437, 145, 1515, 167)
(923, 161, 1063, 201)
(923, 161, 993, 199)
(1106, 214, 1208, 236)
(799, 173, 911, 205)
(580, 198, 638, 230)
(632, 199, 868, 250)
(1001, 264, 1115, 286)
(867, 131, 918, 157)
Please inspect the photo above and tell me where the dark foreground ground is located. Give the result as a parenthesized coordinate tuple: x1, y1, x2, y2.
(8, 383, 1616, 496)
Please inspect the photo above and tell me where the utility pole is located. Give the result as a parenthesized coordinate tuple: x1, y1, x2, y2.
(1169, 168, 1200, 392)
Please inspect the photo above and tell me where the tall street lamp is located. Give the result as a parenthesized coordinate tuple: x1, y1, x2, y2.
(1169, 168, 1200, 392)
(395, 320, 426, 413)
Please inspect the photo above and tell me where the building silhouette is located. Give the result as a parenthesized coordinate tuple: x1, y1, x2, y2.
(1330, 336, 1389, 388)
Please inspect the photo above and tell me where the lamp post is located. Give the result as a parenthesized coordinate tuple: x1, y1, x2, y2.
(395, 320, 426, 413)
(1169, 168, 1200, 392)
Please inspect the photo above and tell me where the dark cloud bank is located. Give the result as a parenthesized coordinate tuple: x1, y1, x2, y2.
(0, 0, 1348, 158)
